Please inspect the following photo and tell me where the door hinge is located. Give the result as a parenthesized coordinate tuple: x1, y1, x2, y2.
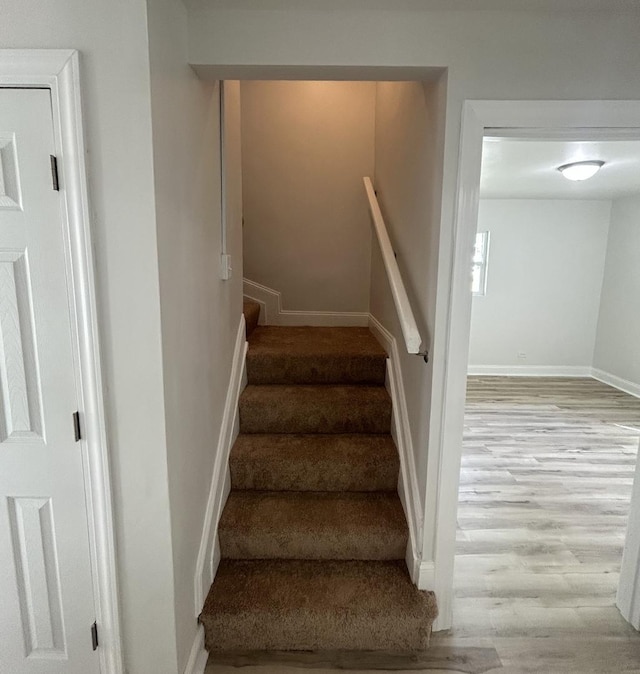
(73, 411, 82, 442)
(50, 155, 60, 191)
(90, 621, 99, 651)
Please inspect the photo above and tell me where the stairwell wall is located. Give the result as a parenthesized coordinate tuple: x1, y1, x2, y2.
(241, 80, 375, 313)
(147, 1, 244, 671)
(370, 79, 448, 535)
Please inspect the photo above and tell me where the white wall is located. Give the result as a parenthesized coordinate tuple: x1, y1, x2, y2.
(241, 80, 375, 312)
(469, 199, 611, 372)
(594, 195, 640, 388)
(371, 79, 447, 538)
(0, 2, 180, 672)
(147, 1, 243, 671)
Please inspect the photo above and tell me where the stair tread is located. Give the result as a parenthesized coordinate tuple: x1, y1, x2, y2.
(241, 383, 391, 397)
(248, 326, 386, 357)
(219, 490, 407, 560)
(201, 559, 437, 652)
(230, 434, 399, 492)
(247, 326, 386, 385)
(240, 385, 391, 434)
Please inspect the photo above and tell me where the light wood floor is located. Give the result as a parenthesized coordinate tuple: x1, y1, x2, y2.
(207, 377, 640, 673)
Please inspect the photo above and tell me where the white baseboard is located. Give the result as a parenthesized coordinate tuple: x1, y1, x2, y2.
(405, 552, 435, 589)
(466, 364, 640, 399)
(243, 278, 369, 327)
(417, 560, 435, 590)
(183, 625, 208, 674)
(194, 315, 248, 616)
(243, 279, 278, 323)
(368, 315, 426, 588)
(592, 368, 640, 399)
(468, 365, 592, 377)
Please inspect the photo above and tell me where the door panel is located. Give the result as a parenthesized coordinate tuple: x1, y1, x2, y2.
(0, 89, 99, 674)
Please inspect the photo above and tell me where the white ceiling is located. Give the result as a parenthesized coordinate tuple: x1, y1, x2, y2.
(187, 0, 640, 10)
(480, 139, 640, 201)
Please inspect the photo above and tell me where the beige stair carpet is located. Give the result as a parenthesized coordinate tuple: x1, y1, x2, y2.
(219, 490, 407, 560)
(239, 384, 392, 434)
(242, 298, 260, 338)
(247, 326, 387, 384)
(200, 323, 437, 657)
(230, 434, 399, 492)
(203, 559, 435, 652)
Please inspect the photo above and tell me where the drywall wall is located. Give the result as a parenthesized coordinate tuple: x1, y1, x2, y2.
(468, 199, 611, 372)
(241, 80, 375, 312)
(594, 195, 640, 388)
(147, 0, 243, 670)
(371, 79, 447, 523)
(0, 1, 179, 672)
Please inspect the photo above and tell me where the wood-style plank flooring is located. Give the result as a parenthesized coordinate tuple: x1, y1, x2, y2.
(207, 377, 640, 673)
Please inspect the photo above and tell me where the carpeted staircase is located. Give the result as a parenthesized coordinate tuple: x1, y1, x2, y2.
(200, 303, 437, 655)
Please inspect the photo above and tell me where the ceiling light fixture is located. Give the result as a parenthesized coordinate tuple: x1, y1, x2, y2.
(557, 160, 605, 181)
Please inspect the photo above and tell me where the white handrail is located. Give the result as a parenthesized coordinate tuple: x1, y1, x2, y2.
(363, 177, 424, 356)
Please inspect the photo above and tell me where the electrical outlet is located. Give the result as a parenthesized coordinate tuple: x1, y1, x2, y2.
(517, 352, 527, 360)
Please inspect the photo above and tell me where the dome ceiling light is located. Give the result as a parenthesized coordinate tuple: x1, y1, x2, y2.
(557, 160, 605, 181)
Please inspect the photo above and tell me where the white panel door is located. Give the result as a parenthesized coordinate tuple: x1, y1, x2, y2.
(0, 89, 100, 673)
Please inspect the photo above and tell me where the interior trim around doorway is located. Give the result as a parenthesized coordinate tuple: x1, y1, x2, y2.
(0, 49, 124, 673)
(432, 99, 640, 632)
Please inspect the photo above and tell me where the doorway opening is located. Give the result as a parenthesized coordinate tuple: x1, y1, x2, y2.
(202, 73, 446, 663)
(444, 102, 640, 671)
(455, 134, 640, 666)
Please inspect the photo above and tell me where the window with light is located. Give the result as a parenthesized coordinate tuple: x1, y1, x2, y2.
(472, 231, 490, 296)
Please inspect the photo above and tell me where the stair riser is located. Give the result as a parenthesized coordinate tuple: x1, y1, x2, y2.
(204, 614, 431, 652)
(219, 529, 407, 561)
(230, 459, 399, 492)
(247, 355, 386, 385)
(239, 398, 391, 434)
